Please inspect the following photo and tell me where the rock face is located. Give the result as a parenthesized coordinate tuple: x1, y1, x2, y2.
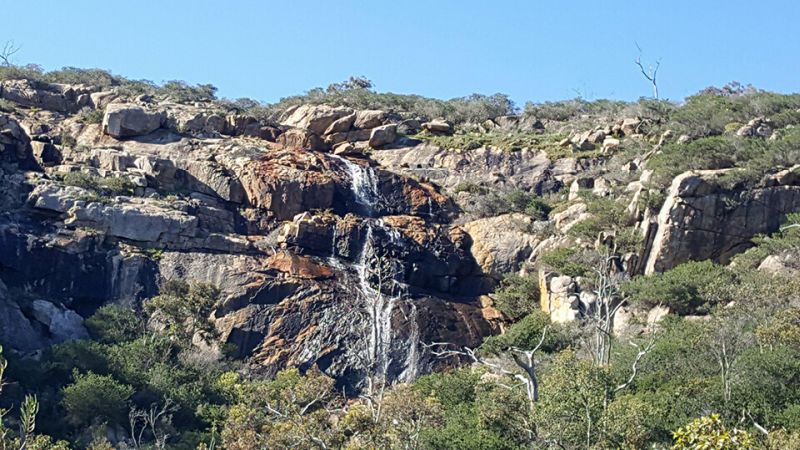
(0, 99, 509, 391)
(280, 105, 353, 135)
(643, 168, 800, 274)
(462, 213, 540, 280)
(371, 143, 578, 194)
(0, 79, 94, 113)
(103, 104, 165, 137)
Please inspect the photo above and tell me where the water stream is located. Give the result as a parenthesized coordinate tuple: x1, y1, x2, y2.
(331, 154, 420, 384)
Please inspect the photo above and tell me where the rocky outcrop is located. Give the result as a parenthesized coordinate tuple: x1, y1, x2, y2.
(103, 104, 166, 138)
(462, 213, 540, 279)
(0, 79, 94, 113)
(371, 143, 561, 193)
(736, 117, 773, 138)
(643, 168, 800, 274)
(369, 124, 397, 148)
(280, 104, 353, 135)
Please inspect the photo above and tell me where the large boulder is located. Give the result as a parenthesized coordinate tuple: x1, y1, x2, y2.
(0, 114, 35, 167)
(324, 113, 355, 135)
(462, 213, 540, 279)
(353, 110, 387, 129)
(736, 117, 773, 138)
(65, 199, 199, 242)
(30, 299, 89, 343)
(236, 148, 337, 220)
(103, 104, 165, 138)
(422, 119, 452, 135)
(280, 104, 353, 135)
(368, 124, 397, 148)
(643, 168, 800, 274)
(277, 128, 326, 151)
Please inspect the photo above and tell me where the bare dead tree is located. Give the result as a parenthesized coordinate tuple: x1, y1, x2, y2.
(129, 398, 177, 450)
(613, 324, 658, 393)
(0, 41, 20, 67)
(427, 324, 549, 410)
(586, 251, 628, 367)
(634, 42, 661, 99)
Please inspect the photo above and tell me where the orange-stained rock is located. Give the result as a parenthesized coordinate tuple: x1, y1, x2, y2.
(237, 148, 337, 220)
(267, 250, 333, 279)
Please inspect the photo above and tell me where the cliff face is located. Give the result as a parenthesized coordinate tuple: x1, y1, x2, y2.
(0, 82, 516, 389)
(642, 168, 800, 274)
(2, 77, 798, 390)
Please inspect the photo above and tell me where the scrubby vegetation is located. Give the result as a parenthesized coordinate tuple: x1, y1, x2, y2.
(2, 55, 800, 448)
(60, 172, 136, 199)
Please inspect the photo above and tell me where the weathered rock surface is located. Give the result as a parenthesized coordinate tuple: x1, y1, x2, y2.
(371, 143, 567, 194)
(0, 79, 94, 113)
(280, 104, 353, 135)
(643, 169, 800, 274)
(103, 104, 165, 137)
(462, 213, 540, 279)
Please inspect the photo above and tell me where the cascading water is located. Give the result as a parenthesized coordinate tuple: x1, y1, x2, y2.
(330, 155, 382, 216)
(330, 154, 420, 385)
(354, 219, 413, 382)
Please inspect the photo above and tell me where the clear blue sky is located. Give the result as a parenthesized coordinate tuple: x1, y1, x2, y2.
(2, 1, 798, 106)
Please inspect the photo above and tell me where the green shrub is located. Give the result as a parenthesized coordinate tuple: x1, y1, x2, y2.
(61, 172, 135, 197)
(481, 310, 573, 354)
(0, 64, 45, 82)
(0, 98, 15, 112)
(504, 190, 552, 220)
(85, 305, 143, 344)
(672, 414, 754, 449)
(669, 86, 800, 138)
(62, 371, 133, 426)
(76, 107, 104, 124)
(100, 176, 136, 196)
(62, 172, 100, 191)
(157, 80, 217, 103)
(144, 280, 220, 345)
(42, 67, 117, 87)
(523, 98, 628, 121)
(452, 182, 487, 195)
(539, 247, 589, 277)
(414, 131, 572, 159)
(623, 260, 736, 314)
(492, 273, 539, 321)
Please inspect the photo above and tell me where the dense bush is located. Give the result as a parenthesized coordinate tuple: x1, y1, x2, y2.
(670, 84, 800, 137)
(491, 273, 539, 321)
(623, 260, 736, 314)
(61, 371, 134, 427)
(84, 304, 143, 344)
(481, 310, 573, 354)
(61, 172, 136, 198)
(523, 98, 629, 121)
(539, 246, 589, 277)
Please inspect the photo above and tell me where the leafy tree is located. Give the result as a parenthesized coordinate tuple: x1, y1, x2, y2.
(533, 350, 611, 448)
(85, 304, 143, 344)
(220, 367, 343, 450)
(492, 274, 539, 321)
(144, 280, 220, 345)
(671, 414, 754, 449)
(62, 371, 134, 427)
(623, 260, 736, 314)
(601, 394, 663, 449)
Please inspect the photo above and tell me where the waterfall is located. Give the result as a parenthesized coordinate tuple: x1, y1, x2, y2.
(330, 155, 382, 215)
(398, 303, 420, 382)
(355, 222, 398, 380)
(328, 154, 422, 386)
